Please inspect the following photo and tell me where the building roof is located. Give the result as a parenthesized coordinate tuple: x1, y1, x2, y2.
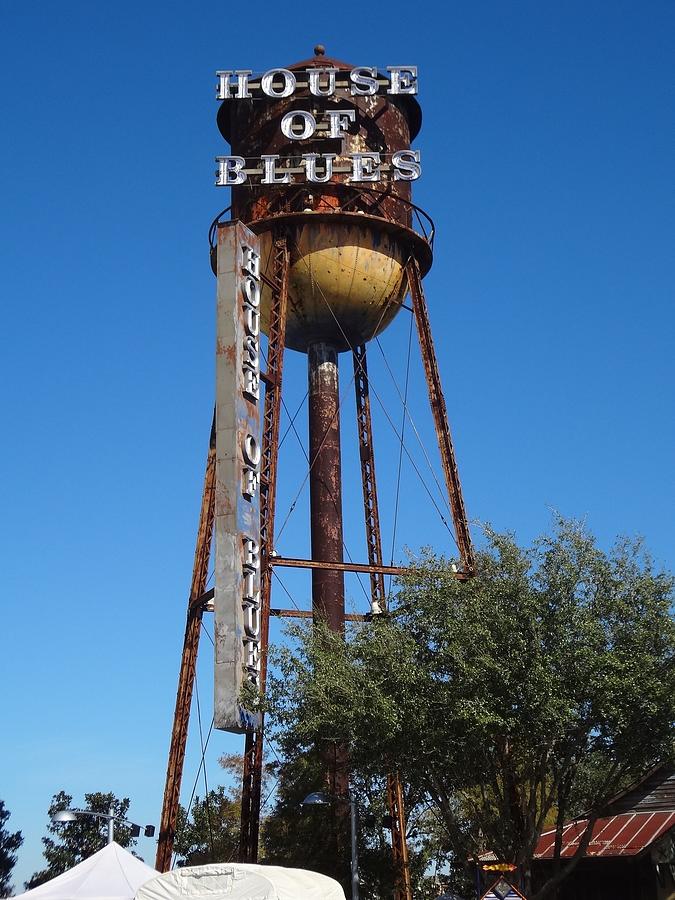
(603, 763, 675, 815)
(534, 811, 675, 859)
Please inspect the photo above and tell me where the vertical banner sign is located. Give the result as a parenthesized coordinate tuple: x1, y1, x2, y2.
(214, 221, 262, 733)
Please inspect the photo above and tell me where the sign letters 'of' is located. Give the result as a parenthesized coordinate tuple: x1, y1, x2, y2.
(214, 64, 422, 186)
(214, 221, 262, 734)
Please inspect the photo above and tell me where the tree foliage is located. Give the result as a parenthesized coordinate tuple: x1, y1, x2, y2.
(260, 742, 446, 898)
(173, 756, 258, 867)
(25, 792, 136, 889)
(0, 801, 23, 898)
(266, 520, 675, 899)
(174, 786, 240, 867)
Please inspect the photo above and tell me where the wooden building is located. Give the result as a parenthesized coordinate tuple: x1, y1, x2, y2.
(532, 764, 675, 900)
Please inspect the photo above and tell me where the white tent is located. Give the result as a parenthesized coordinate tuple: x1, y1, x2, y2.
(14, 842, 158, 900)
(135, 863, 346, 900)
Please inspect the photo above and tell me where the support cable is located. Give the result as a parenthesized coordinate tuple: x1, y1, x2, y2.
(389, 315, 414, 563)
(388, 314, 414, 598)
(353, 353, 458, 548)
(200, 621, 214, 647)
(280, 243, 419, 896)
(258, 343, 307, 457)
(259, 775, 281, 815)
(288, 239, 458, 548)
(406, 257, 475, 572)
(240, 236, 289, 865)
(259, 346, 370, 604)
(278, 392, 309, 452)
(195, 681, 215, 858)
(278, 392, 371, 605)
(274, 365, 357, 545)
(156, 418, 216, 872)
(172, 715, 214, 870)
(271, 568, 303, 612)
(376, 333, 454, 522)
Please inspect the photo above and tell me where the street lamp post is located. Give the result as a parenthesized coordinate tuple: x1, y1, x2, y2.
(348, 794, 359, 900)
(50, 809, 155, 845)
(301, 792, 359, 900)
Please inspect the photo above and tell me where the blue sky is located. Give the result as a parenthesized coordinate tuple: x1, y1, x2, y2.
(1, 0, 674, 888)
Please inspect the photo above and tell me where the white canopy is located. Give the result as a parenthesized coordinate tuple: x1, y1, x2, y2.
(135, 863, 346, 900)
(14, 842, 158, 900)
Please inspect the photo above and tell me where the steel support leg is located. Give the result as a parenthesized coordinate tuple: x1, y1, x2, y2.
(353, 346, 412, 900)
(308, 340, 349, 806)
(406, 258, 475, 575)
(308, 341, 346, 635)
(156, 418, 217, 872)
(239, 239, 289, 862)
(352, 345, 386, 616)
(387, 772, 412, 900)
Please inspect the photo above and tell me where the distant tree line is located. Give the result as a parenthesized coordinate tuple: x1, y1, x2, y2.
(24, 792, 136, 890)
(0, 801, 23, 898)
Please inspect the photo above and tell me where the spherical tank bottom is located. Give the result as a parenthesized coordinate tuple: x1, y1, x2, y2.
(251, 211, 432, 353)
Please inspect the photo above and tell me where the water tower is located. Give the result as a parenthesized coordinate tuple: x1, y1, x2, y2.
(157, 48, 474, 899)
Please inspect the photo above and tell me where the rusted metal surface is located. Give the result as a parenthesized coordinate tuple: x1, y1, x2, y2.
(270, 609, 367, 622)
(271, 556, 413, 577)
(189, 586, 214, 611)
(214, 220, 262, 733)
(353, 345, 386, 614)
(239, 733, 257, 864)
(271, 556, 470, 580)
(308, 342, 346, 633)
(307, 341, 350, 805)
(253, 212, 427, 352)
(249, 191, 434, 246)
(257, 238, 290, 685)
(388, 772, 413, 900)
(535, 811, 675, 859)
(210, 194, 434, 255)
(156, 419, 216, 872)
(203, 50, 471, 895)
(219, 51, 420, 230)
(353, 345, 412, 898)
(406, 258, 475, 576)
(239, 239, 289, 863)
(217, 48, 432, 354)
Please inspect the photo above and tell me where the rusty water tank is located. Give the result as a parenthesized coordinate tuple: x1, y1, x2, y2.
(216, 49, 433, 352)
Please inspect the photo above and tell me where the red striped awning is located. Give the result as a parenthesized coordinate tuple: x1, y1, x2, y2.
(535, 811, 675, 859)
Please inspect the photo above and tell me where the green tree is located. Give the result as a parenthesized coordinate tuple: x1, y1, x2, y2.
(26, 792, 136, 889)
(260, 743, 442, 898)
(267, 519, 675, 899)
(0, 801, 23, 898)
(174, 786, 240, 866)
(173, 755, 264, 867)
